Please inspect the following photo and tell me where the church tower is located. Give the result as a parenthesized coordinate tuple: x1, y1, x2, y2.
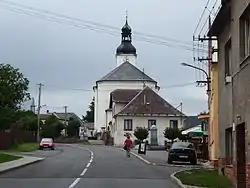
(116, 17, 137, 67)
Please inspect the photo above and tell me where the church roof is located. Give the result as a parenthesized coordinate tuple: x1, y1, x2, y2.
(116, 87, 185, 116)
(111, 89, 141, 103)
(97, 61, 157, 83)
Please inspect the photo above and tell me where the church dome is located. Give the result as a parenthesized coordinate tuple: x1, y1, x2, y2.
(116, 41, 136, 54)
(122, 20, 131, 33)
(116, 18, 136, 55)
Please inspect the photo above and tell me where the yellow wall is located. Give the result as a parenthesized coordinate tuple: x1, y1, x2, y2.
(209, 63, 219, 161)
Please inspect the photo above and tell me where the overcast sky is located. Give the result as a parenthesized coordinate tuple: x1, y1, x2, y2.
(0, 0, 218, 117)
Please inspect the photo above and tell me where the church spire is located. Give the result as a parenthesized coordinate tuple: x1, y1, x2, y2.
(116, 15, 136, 55)
(116, 14, 137, 67)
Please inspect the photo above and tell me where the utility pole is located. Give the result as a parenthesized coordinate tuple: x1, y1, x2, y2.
(63, 106, 68, 124)
(30, 97, 36, 113)
(63, 106, 68, 136)
(180, 102, 183, 126)
(175, 103, 183, 126)
(37, 83, 43, 142)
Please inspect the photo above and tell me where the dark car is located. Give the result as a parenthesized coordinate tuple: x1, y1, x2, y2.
(39, 138, 55, 150)
(167, 141, 197, 165)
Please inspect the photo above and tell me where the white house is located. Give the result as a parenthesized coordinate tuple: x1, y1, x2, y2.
(93, 18, 159, 132)
(108, 87, 185, 146)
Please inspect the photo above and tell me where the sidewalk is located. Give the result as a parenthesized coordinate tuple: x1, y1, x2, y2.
(0, 154, 44, 174)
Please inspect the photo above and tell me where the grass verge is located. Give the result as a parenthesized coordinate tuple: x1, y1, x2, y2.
(175, 169, 233, 188)
(7, 143, 39, 152)
(78, 141, 91, 145)
(0, 153, 22, 163)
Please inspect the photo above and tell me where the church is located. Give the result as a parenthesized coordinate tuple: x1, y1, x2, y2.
(93, 18, 185, 146)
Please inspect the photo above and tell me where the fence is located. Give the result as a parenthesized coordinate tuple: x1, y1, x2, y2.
(0, 130, 36, 150)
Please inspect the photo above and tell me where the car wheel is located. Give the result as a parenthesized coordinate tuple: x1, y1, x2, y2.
(39, 147, 43, 150)
(51, 147, 55, 150)
(167, 158, 173, 164)
(191, 159, 197, 165)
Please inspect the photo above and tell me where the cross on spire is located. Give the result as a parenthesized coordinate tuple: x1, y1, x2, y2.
(125, 10, 128, 22)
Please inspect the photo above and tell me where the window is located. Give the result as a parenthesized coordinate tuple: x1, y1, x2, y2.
(240, 7, 250, 60)
(224, 39, 231, 76)
(225, 127, 233, 164)
(148, 119, 156, 129)
(124, 119, 133, 131)
(170, 120, 178, 129)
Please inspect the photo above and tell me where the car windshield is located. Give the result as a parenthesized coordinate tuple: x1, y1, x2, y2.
(41, 138, 52, 143)
(171, 142, 193, 149)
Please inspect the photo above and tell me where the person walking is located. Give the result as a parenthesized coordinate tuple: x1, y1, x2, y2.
(123, 135, 133, 157)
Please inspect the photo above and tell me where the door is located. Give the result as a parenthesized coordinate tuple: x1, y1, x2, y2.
(236, 122, 246, 188)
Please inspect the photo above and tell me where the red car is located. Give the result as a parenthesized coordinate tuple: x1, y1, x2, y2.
(39, 138, 55, 150)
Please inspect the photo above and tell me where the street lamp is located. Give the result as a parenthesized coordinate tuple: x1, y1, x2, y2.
(181, 62, 211, 94)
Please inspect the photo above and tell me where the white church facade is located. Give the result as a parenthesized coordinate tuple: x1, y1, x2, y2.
(93, 19, 185, 146)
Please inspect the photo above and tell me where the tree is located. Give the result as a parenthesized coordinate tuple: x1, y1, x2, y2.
(178, 131, 190, 141)
(66, 118, 81, 137)
(164, 127, 180, 143)
(0, 63, 30, 109)
(0, 107, 15, 130)
(82, 97, 94, 122)
(134, 127, 149, 142)
(16, 110, 38, 132)
(41, 115, 64, 138)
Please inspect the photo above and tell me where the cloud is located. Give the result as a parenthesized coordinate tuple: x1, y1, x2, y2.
(0, 0, 209, 118)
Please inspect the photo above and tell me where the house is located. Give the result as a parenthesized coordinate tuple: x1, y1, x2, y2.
(93, 18, 160, 132)
(40, 114, 51, 124)
(80, 122, 96, 138)
(108, 87, 186, 146)
(53, 112, 84, 126)
(208, 0, 250, 186)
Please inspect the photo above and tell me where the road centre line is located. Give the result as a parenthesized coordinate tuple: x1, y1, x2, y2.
(68, 144, 94, 188)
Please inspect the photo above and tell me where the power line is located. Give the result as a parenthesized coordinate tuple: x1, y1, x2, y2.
(0, 0, 194, 47)
(193, 0, 211, 35)
(0, 0, 192, 45)
(197, 0, 220, 36)
(28, 82, 197, 92)
(0, 0, 207, 52)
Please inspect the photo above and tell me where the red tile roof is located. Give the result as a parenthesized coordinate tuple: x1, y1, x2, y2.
(111, 89, 141, 103)
(117, 87, 185, 116)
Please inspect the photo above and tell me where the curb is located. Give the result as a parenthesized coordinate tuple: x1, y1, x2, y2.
(130, 151, 151, 165)
(170, 169, 206, 188)
(0, 157, 44, 175)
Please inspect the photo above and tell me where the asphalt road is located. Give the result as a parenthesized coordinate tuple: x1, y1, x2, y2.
(0, 144, 181, 188)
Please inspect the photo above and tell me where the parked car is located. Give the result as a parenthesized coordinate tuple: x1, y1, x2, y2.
(167, 141, 197, 165)
(39, 138, 55, 150)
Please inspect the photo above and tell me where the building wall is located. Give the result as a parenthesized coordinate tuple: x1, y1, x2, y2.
(215, 0, 250, 186)
(94, 81, 159, 131)
(217, 0, 250, 162)
(116, 54, 137, 67)
(113, 103, 126, 115)
(113, 115, 184, 146)
(105, 110, 112, 129)
(217, 22, 232, 158)
(209, 61, 219, 162)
